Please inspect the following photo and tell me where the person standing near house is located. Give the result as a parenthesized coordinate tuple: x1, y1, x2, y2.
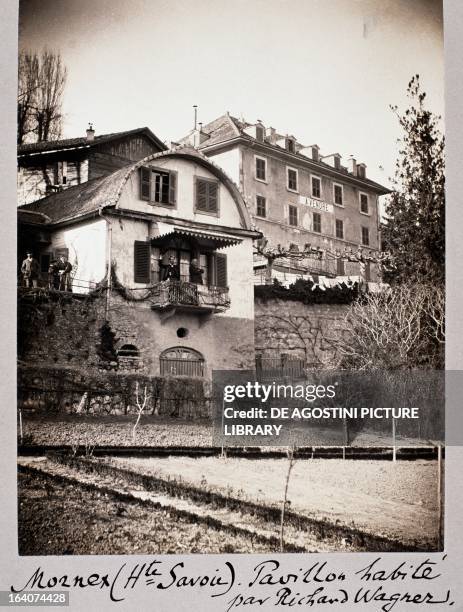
(48, 259, 60, 289)
(161, 255, 180, 281)
(21, 252, 39, 288)
(57, 255, 73, 291)
(189, 258, 204, 284)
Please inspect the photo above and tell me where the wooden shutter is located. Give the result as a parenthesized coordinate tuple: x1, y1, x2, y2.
(196, 178, 218, 213)
(196, 179, 208, 211)
(140, 167, 151, 200)
(134, 241, 151, 283)
(207, 182, 218, 212)
(215, 253, 227, 287)
(168, 171, 177, 205)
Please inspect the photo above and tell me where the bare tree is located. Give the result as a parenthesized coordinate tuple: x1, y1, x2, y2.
(132, 381, 150, 443)
(18, 49, 67, 145)
(254, 238, 395, 285)
(339, 283, 444, 370)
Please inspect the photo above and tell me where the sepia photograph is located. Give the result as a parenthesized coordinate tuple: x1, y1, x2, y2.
(16, 0, 445, 557)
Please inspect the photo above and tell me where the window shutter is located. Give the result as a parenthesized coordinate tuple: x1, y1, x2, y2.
(196, 179, 208, 211)
(140, 167, 151, 200)
(207, 182, 218, 212)
(134, 240, 151, 283)
(168, 171, 177, 204)
(215, 253, 227, 288)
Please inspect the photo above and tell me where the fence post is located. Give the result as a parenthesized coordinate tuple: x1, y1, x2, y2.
(437, 444, 444, 550)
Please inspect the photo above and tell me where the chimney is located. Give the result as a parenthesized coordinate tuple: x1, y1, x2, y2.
(348, 157, 357, 176)
(266, 127, 276, 143)
(311, 145, 320, 162)
(86, 123, 95, 141)
(357, 163, 367, 178)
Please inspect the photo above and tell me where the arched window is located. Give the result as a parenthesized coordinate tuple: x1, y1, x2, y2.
(118, 344, 140, 358)
(160, 347, 205, 377)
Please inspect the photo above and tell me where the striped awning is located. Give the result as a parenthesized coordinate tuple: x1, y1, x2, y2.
(151, 224, 242, 250)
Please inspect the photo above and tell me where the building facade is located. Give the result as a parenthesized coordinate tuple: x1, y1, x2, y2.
(17, 126, 166, 206)
(180, 113, 390, 280)
(19, 147, 260, 378)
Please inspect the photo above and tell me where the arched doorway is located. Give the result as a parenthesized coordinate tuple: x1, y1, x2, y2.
(160, 347, 205, 377)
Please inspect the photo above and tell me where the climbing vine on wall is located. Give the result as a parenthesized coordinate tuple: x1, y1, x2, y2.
(255, 278, 360, 305)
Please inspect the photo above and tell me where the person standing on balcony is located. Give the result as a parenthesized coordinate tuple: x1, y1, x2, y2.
(161, 255, 180, 281)
(48, 259, 60, 290)
(57, 256, 73, 291)
(21, 252, 39, 288)
(189, 258, 204, 284)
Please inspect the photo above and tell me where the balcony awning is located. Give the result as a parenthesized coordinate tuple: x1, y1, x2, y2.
(151, 223, 242, 250)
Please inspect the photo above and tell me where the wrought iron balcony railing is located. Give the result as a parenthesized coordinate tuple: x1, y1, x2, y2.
(149, 280, 230, 313)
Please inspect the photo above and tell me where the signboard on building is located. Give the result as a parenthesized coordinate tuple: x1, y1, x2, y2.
(298, 195, 334, 213)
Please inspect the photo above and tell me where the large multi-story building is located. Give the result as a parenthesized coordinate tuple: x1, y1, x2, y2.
(180, 113, 390, 280)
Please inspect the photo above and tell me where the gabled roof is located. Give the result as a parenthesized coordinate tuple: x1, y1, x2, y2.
(18, 127, 166, 156)
(18, 145, 254, 229)
(181, 113, 390, 194)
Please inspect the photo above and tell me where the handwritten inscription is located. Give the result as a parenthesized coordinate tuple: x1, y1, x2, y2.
(10, 556, 455, 610)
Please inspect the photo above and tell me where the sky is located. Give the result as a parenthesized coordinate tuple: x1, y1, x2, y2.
(18, 0, 444, 187)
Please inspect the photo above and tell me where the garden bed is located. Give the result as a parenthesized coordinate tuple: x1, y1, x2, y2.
(18, 468, 277, 555)
(107, 455, 440, 550)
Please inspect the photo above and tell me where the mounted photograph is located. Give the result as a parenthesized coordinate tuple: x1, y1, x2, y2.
(16, 0, 445, 556)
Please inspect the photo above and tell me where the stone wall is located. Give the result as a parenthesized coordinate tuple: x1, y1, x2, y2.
(18, 364, 210, 418)
(254, 297, 349, 368)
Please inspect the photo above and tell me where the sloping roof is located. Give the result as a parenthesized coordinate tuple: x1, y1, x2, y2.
(178, 113, 246, 148)
(181, 113, 390, 194)
(18, 127, 166, 156)
(18, 145, 254, 229)
(19, 166, 129, 224)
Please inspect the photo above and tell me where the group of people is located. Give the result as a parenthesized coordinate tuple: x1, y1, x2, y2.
(161, 255, 204, 284)
(20, 252, 73, 291)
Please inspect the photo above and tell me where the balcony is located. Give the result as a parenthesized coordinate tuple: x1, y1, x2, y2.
(149, 280, 230, 314)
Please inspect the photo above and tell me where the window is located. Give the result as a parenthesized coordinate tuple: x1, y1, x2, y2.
(360, 192, 369, 214)
(160, 347, 205, 377)
(336, 259, 345, 275)
(361, 226, 370, 246)
(134, 240, 151, 283)
(286, 138, 295, 153)
(311, 176, 321, 198)
(333, 183, 343, 206)
(289, 205, 298, 227)
(256, 195, 266, 218)
(256, 125, 264, 142)
(313, 212, 321, 233)
(53, 161, 67, 186)
(335, 219, 344, 239)
(196, 177, 219, 214)
(139, 166, 177, 205)
(287, 168, 298, 192)
(255, 156, 267, 181)
(118, 344, 140, 358)
(334, 156, 341, 170)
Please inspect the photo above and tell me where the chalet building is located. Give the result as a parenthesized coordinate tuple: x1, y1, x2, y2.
(180, 113, 390, 280)
(17, 125, 166, 206)
(18, 146, 260, 377)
